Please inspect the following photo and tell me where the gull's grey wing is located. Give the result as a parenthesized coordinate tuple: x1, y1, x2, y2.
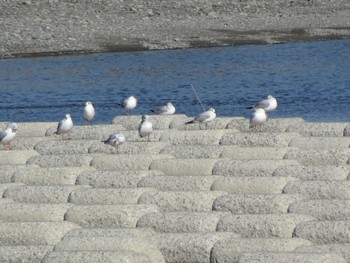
(153, 105, 167, 114)
(0, 130, 7, 141)
(254, 99, 271, 109)
(56, 120, 64, 134)
(106, 133, 118, 142)
(196, 111, 211, 122)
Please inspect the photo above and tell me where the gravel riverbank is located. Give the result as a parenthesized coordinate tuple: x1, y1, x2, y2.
(1, 0, 350, 58)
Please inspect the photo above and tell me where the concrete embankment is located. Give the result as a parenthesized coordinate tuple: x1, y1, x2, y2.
(0, 115, 350, 262)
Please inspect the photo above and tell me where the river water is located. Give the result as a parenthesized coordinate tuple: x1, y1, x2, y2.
(0, 39, 349, 124)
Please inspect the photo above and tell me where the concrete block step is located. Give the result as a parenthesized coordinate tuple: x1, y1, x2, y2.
(150, 158, 218, 176)
(294, 220, 350, 244)
(212, 159, 299, 176)
(9, 137, 49, 150)
(220, 132, 300, 147)
(75, 170, 164, 188)
(42, 251, 152, 263)
(113, 114, 187, 130)
(283, 180, 350, 199)
(284, 148, 350, 165)
(91, 154, 174, 170)
(0, 246, 53, 263)
(0, 150, 39, 165)
(213, 193, 305, 214)
(150, 232, 239, 263)
(138, 190, 227, 212)
(138, 175, 216, 191)
(287, 122, 348, 137)
(289, 199, 350, 220)
(45, 124, 125, 140)
(226, 118, 305, 132)
(54, 231, 165, 263)
(0, 183, 25, 196)
(34, 139, 96, 155)
(211, 237, 312, 263)
(64, 204, 159, 228)
(8, 122, 57, 137)
(273, 165, 350, 180)
(3, 185, 88, 204)
(220, 146, 291, 160)
(237, 252, 346, 263)
(160, 145, 222, 158)
(137, 211, 230, 233)
(65, 227, 156, 238)
(289, 137, 350, 148)
(27, 154, 94, 167)
(217, 214, 315, 238)
(89, 141, 167, 154)
(0, 221, 80, 246)
(0, 203, 72, 222)
(295, 243, 350, 263)
(12, 166, 92, 185)
(160, 130, 228, 145)
(0, 165, 34, 183)
(211, 176, 298, 194)
(68, 187, 155, 205)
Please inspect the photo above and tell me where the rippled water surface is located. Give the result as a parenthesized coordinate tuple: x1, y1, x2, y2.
(1, 39, 350, 124)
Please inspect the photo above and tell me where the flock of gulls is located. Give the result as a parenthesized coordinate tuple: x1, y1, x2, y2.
(0, 95, 277, 150)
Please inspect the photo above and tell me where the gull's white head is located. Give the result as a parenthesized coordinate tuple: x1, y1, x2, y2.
(209, 108, 215, 113)
(7, 123, 18, 132)
(86, 101, 93, 106)
(267, 95, 274, 99)
(65, 114, 71, 119)
(167, 102, 173, 107)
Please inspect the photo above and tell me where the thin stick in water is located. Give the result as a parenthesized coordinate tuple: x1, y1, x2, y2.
(190, 84, 206, 112)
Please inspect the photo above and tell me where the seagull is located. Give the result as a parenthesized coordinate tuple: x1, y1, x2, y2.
(151, 102, 176, 115)
(102, 133, 126, 149)
(0, 123, 18, 150)
(249, 108, 267, 132)
(138, 115, 153, 140)
(122, 96, 137, 114)
(54, 114, 73, 140)
(84, 101, 95, 124)
(250, 95, 278, 113)
(186, 108, 216, 129)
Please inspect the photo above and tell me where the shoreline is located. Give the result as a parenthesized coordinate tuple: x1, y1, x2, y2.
(1, 1, 350, 58)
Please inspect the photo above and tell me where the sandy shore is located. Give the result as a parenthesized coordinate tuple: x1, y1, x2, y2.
(1, 0, 350, 58)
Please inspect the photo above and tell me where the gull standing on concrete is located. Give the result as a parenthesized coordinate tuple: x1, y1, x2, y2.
(139, 115, 153, 141)
(103, 133, 126, 150)
(186, 107, 216, 129)
(151, 102, 176, 115)
(122, 96, 137, 114)
(251, 95, 278, 113)
(0, 123, 18, 150)
(249, 108, 267, 132)
(55, 114, 73, 140)
(84, 101, 95, 124)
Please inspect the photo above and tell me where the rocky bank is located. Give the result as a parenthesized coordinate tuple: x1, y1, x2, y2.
(1, 0, 350, 58)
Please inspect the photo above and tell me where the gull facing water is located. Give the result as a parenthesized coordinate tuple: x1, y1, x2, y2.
(139, 115, 153, 140)
(84, 101, 95, 124)
(55, 114, 73, 139)
(0, 123, 18, 150)
(151, 102, 176, 115)
(122, 96, 137, 114)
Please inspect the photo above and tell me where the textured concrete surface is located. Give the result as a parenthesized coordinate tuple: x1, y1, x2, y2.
(0, 116, 349, 262)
